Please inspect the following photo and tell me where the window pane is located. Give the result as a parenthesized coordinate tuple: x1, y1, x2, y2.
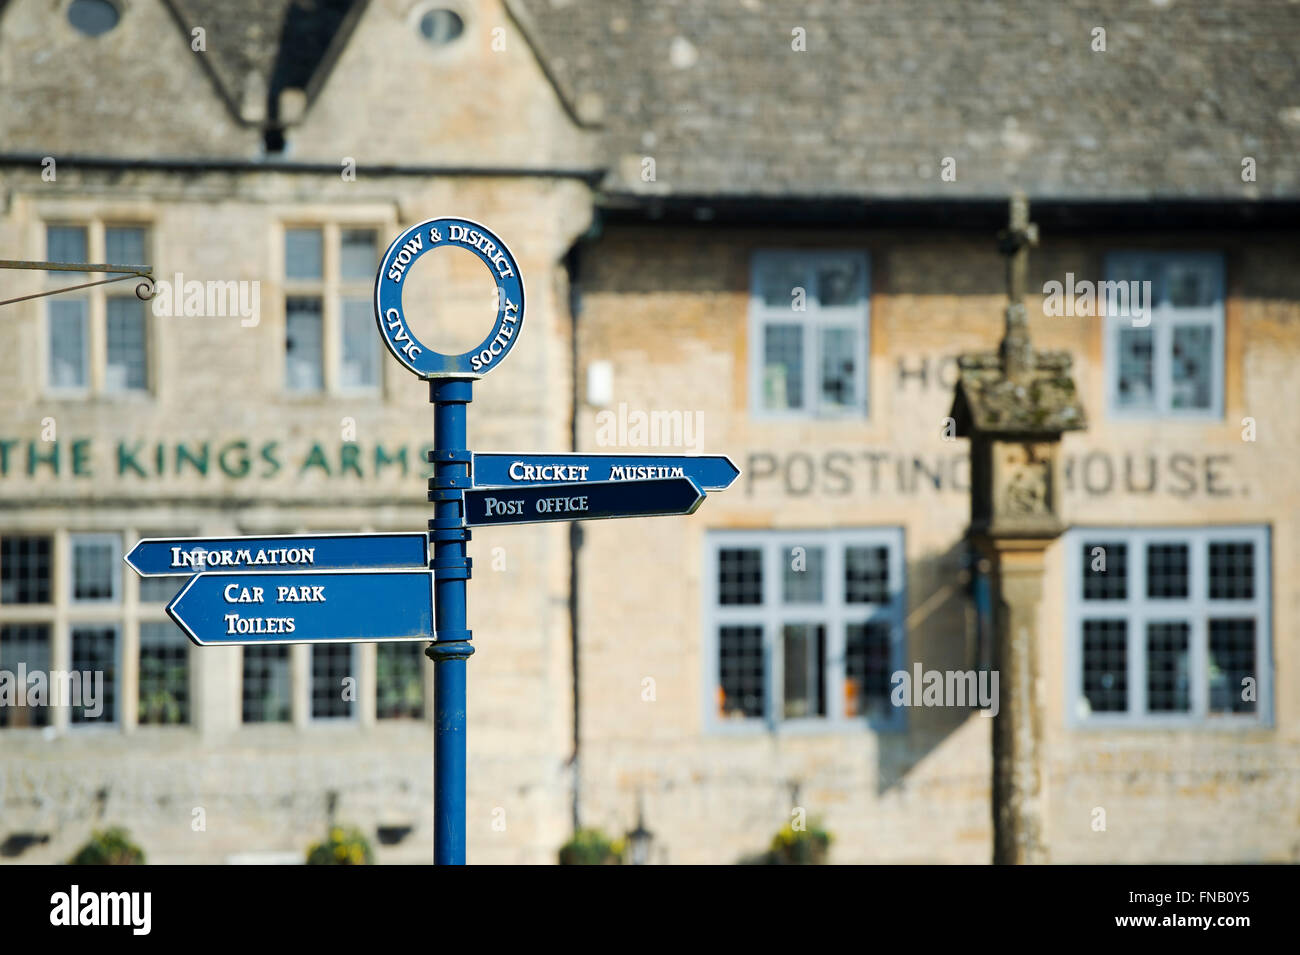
(72, 536, 117, 601)
(816, 259, 863, 307)
(762, 323, 803, 410)
(819, 326, 856, 410)
(105, 226, 146, 265)
(0, 624, 52, 728)
(311, 644, 355, 719)
(845, 545, 889, 604)
(782, 545, 823, 603)
(1082, 620, 1127, 713)
(1170, 325, 1212, 410)
(1109, 258, 1161, 309)
(285, 296, 324, 391)
(340, 297, 379, 389)
(106, 297, 148, 391)
(1146, 621, 1190, 713)
(139, 622, 189, 725)
(1, 535, 52, 604)
(243, 646, 291, 723)
(285, 228, 323, 280)
(1208, 618, 1255, 714)
(1146, 543, 1188, 599)
(845, 621, 891, 718)
(47, 225, 87, 277)
(1208, 541, 1254, 599)
(1167, 262, 1215, 308)
(1081, 542, 1126, 600)
(759, 260, 804, 309)
(718, 548, 762, 605)
(49, 299, 88, 388)
(70, 626, 117, 724)
(718, 625, 764, 719)
(377, 642, 425, 719)
(139, 575, 186, 604)
(782, 623, 825, 719)
(340, 229, 377, 281)
(1116, 327, 1154, 409)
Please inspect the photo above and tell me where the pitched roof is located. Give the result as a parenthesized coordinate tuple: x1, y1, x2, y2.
(510, 0, 1300, 201)
(162, 0, 364, 124)
(143, 0, 1300, 201)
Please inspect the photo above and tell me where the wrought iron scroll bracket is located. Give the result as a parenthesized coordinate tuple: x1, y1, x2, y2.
(0, 259, 156, 307)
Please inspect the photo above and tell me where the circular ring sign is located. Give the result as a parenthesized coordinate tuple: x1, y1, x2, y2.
(374, 217, 525, 378)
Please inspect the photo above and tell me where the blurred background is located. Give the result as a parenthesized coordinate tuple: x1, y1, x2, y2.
(0, 0, 1297, 864)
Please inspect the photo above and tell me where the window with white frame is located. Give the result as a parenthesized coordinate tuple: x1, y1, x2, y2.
(705, 528, 904, 728)
(243, 645, 291, 723)
(1066, 526, 1270, 726)
(70, 624, 118, 725)
(70, 533, 120, 603)
(1, 530, 191, 731)
(0, 624, 52, 728)
(284, 226, 382, 394)
(310, 643, 358, 720)
(45, 222, 151, 395)
(0, 535, 54, 728)
(750, 251, 869, 417)
(67, 532, 122, 726)
(1105, 252, 1224, 418)
(135, 530, 192, 726)
(377, 641, 426, 719)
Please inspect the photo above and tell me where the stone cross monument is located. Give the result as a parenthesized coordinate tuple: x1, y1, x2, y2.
(949, 193, 1087, 864)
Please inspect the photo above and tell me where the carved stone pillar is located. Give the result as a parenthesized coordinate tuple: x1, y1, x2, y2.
(950, 194, 1087, 864)
(983, 537, 1050, 864)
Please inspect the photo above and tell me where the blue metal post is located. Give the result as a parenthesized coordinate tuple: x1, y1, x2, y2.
(426, 378, 475, 865)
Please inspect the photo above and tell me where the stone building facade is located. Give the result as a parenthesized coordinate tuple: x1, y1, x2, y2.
(1, 0, 1297, 863)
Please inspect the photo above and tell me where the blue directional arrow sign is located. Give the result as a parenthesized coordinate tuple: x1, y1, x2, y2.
(125, 532, 427, 577)
(166, 570, 435, 646)
(472, 453, 740, 491)
(463, 476, 705, 526)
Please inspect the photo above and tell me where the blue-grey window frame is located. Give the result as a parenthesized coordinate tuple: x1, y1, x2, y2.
(703, 527, 906, 734)
(1103, 251, 1225, 421)
(1064, 525, 1272, 729)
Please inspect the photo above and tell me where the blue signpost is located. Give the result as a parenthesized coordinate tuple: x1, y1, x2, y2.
(122, 216, 738, 865)
(166, 570, 435, 646)
(472, 453, 740, 491)
(463, 476, 704, 527)
(126, 532, 428, 576)
(376, 217, 529, 866)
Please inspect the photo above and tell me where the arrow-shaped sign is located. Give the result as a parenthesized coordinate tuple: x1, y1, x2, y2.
(472, 453, 740, 491)
(126, 532, 427, 577)
(167, 570, 435, 646)
(463, 476, 705, 527)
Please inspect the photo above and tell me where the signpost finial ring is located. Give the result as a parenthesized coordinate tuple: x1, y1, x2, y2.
(374, 216, 525, 379)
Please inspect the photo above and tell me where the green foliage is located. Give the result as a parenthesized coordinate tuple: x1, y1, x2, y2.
(558, 828, 624, 865)
(68, 827, 145, 865)
(750, 820, 832, 865)
(306, 825, 374, 865)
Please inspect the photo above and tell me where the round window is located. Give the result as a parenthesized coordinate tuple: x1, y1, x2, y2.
(418, 8, 465, 46)
(67, 0, 120, 37)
